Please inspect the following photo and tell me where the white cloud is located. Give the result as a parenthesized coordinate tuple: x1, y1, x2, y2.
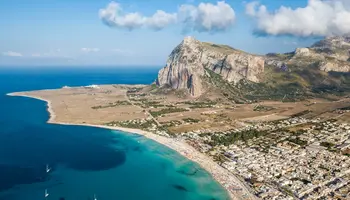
(2, 51, 23, 57)
(81, 48, 100, 53)
(146, 10, 177, 30)
(246, 0, 350, 37)
(179, 1, 235, 32)
(99, 2, 176, 30)
(99, 1, 235, 32)
(245, 1, 259, 16)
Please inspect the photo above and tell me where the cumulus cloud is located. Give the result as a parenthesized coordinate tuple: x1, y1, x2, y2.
(81, 48, 100, 53)
(99, 2, 177, 30)
(146, 10, 177, 30)
(245, 1, 259, 16)
(246, 0, 350, 37)
(179, 1, 235, 32)
(2, 51, 23, 57)
(99, 1, 235, 32)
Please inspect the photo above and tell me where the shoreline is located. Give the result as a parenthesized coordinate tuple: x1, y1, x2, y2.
(7, 92, 257, 200)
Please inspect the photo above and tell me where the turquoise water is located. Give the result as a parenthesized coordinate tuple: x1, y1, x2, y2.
(0, 67, 230, 200)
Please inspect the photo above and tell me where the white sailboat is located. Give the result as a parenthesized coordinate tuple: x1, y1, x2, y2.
(45, 189, 49, 198)
(46, 164, 51, 173)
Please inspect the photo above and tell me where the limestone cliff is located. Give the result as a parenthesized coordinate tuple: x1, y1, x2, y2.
(156, 37, 265, 97)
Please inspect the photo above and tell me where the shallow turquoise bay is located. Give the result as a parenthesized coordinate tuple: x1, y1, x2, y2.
(0, 67, 230, 200)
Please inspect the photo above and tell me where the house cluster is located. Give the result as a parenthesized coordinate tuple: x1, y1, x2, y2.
(180, 117, 350, 199)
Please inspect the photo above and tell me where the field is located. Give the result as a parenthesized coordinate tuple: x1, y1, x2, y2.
(11, 84, 350, 135)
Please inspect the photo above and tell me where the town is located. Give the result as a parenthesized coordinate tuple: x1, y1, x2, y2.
(178, 117, 350, 200)
(104, 87, 350, 199)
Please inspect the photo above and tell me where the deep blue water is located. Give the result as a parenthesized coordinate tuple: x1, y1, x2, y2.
(0, 67, 229, 200)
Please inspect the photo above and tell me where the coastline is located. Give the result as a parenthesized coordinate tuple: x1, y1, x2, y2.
(7, 92, 257, 200)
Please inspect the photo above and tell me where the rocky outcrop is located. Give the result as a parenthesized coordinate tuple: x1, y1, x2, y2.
(267, 35, 350, 73)
(312, 35, 350, 53)
(201, 46, 264, 83)
(319, 61, 350, 72)
(294, 48, 311, 57)
(156, 37, 265, 97)
(156, 37, 205, 96)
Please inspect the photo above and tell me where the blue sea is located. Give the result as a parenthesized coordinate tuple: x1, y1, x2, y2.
(0, 67, 230, 200)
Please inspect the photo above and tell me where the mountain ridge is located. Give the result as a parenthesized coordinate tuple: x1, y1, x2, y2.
(156, 36, 350, 101)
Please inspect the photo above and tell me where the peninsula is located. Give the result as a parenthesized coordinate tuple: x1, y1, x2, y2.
(8, 35, 350, 200)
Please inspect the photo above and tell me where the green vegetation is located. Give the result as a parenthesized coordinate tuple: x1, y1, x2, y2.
(240, 76, 307, 102)
(281, 187, 294, 197)
(91, 100, 131, 109)
(183, 118, 200, 123)
(161, 120, 182, 127)
(253, 105, 275, 112)
(320, 142, 335, 149)
(150, 83, 158, 90)
(266, 53, 294, 60)
(291, 130, 306, 136)
(202, 42, 245, 55)
(183, 100, 217, 108)
(126, 87, 143, 94)
(212, 153, 229, 165)
(237, 65, 310, 102)
(150, 108, 188, 117)
(291, 110, 311, 118)
(130, 98, 167, 108)
(141, 101, 164, 108)
(205, 66, 309, 103)
(287, 137, 308, 146)
(204, 129, 269, 146)
(204, 68, 247, 103)
(105, 119, 156, 130)
(339, 106, 350, 111)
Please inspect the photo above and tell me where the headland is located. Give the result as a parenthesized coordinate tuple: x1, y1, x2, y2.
(7, 84, 257, 200)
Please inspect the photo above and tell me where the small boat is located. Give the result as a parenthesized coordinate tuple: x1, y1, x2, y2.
(45, 189, 49, 198)
(93, 194, 97, 200)
(46, 164, 51, 173)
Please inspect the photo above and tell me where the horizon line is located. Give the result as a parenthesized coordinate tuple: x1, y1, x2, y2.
(0, 65, 164, 68)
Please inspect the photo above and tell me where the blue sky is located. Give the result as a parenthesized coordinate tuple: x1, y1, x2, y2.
(1, 0, 349, 66)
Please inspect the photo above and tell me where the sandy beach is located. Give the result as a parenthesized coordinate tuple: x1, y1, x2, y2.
(7, 92, 257, 200)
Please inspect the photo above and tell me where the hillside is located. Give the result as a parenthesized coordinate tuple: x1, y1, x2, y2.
(263, 35, 350, 100)
(156, 36, 350, 102)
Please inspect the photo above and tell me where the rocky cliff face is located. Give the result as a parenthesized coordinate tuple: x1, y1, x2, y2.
(156, 37, 265, 97)
(157, 37, 205, 96)
(310, 35, 350, 72)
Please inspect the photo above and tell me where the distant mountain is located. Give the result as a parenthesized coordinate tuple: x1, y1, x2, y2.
(267, 35, 350, 72)
(155, 36, 350, 102)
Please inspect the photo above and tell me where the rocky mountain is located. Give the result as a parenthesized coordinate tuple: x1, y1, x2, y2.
(156, 35, 350, 101)
(156, 37, 265, 97)
(267, 35, 350, 72)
